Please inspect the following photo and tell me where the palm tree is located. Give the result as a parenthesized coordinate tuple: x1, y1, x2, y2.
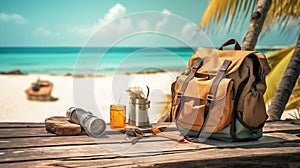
(198, 0, 300, 120)
(268, 35, 300, 120)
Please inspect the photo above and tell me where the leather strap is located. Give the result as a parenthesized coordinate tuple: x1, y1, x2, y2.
(206, 60, 232, 109)
(218, 39, 241, 50)
(174, 57, 203, 119)
(196, 60, 232, 137)
(150, 127, 188, 143)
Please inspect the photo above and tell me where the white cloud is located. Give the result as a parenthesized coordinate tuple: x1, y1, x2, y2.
(155, 9, 172, 31)
(181, 23, 194, 35)
(162, 9, 171, 15)
(98, 3, 126, 26)
(0, 13, 27, 24)
(34, 26, 52, 36)
(70, 3, 127, 36)
(118, 18, 131, 32)
(138, 20, 150, 30)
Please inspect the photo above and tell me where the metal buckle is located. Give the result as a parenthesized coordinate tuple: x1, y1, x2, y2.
(177, 92, 183, 98)
(219, 67, 226, 72)
(207, 94, 214, 101)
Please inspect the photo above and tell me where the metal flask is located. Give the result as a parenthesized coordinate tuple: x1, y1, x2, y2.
(128, 87, 150, 127)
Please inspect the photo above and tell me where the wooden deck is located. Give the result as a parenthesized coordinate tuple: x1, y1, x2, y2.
(0, 120, 299, 167)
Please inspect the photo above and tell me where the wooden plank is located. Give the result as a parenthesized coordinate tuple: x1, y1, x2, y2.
(0, 134, 174, 150)
(1, 127, 299, 150)
(0, 123, 44, 128)
(0, 139, 201, 164)
(0, 121, 299, 154)
(0, 119, 299, 133)
(0, 144, 117, 164)
(0, 127, 156, 139)
(1, 123, 298, 139)
(263, 120, 300, 133)
(0, 145, 299, 168)
(0, 136, 94, 149)
(0, 121, 299, 150)
(61, 147, 300, 168)
(0, 127, 55, 138)
(0, 120, 297, 129)
(0, 131, 299, 164)
(0, 126, 126, 138)
(0, 124, 298, 167)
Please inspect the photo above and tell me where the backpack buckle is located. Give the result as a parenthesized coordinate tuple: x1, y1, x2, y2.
(207, 94, 215, 107)
(177, 92, 183, 98)
(207, 94, 214, 101)
(219, 67, 226, 72)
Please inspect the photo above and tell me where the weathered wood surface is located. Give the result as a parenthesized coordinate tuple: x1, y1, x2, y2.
(44, 116, 82, 136)
(0, 120, 299, 167)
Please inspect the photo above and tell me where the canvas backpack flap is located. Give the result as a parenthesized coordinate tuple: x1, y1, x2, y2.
(173, 74, 210, 133)
(173, 60, 235, 137)
(202, 78, 234, 133)
(188, 47, 221, 74)
(216, 51, 270, 129)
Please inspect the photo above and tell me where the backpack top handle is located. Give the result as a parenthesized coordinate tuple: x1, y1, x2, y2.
(218, 39, 241, 50)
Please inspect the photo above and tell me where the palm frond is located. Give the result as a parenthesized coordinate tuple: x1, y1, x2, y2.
(264, 47, 295, 102)
(286, 95, 300, 110)
(286, 78, 300, 110)
(266, 45, 296, 69)
(199, 0, 300, 35)
(199, 0, 257, 32)
(260, 0, 300, 35)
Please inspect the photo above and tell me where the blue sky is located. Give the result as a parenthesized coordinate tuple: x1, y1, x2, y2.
(0, 0, 298, 47)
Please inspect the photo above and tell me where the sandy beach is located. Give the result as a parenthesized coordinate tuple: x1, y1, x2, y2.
(0, 71, 295, 123)
(0, 72, 179, 123)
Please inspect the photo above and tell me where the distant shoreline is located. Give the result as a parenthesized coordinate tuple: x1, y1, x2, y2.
(0, 69, 183, 78)
(0, 46, 285, 52)
(0, 47, 280, 76)
(255, 46, 287, 50)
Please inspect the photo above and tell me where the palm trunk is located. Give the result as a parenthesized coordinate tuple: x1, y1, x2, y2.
(268, 34, 300, 120)
(241, 0, 272, 50)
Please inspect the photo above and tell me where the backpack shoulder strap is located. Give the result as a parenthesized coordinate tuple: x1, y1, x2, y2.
(196, 60, 232, 138)
(205, 60, 232, 109)
(174, 57, 203, 107)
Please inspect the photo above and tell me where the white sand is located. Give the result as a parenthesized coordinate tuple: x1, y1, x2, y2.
(0, 72, 296, 123)
(0, 72, 179, 123)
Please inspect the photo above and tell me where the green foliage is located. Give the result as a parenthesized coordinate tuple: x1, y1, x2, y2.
(264, 46, 300, 111)
(286, 79, 300, 110)
(199, 0, 300, 35)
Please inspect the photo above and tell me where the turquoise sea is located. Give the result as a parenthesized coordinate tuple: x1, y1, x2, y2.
(0, 47, 277, 75)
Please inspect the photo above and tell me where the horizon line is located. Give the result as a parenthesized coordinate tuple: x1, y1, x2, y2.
(0, 46, 288, 49)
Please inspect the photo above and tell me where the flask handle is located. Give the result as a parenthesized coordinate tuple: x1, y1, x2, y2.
(146, 85, 150, 99)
